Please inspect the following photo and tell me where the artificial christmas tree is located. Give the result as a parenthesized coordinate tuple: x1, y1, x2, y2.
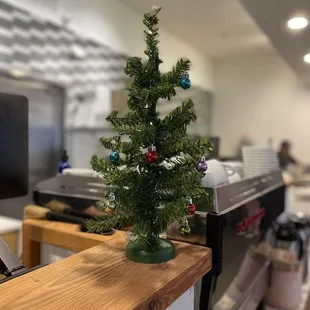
(87, 6, 211, 263)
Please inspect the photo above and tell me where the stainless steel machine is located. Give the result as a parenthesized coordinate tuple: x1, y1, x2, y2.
(0, 78, 64, 219)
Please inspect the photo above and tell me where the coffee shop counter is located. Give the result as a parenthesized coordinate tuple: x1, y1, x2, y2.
(0, 220, 212, 310)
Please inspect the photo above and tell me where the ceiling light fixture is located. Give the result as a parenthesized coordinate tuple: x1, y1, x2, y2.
(303, 53, 310, 64)
(9, 69, 25, 77)
(287, 16, 308, 30)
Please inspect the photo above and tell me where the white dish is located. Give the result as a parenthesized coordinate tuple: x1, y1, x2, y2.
(202, 159, 230, 187)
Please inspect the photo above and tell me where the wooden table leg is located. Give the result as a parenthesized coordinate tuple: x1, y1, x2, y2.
(22, 222, 41, 268)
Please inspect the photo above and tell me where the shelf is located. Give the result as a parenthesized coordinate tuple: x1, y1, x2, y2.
(1, 220, 212, 310)
(197, 170, 283, 215)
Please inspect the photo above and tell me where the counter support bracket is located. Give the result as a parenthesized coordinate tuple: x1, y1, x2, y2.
(0, 236, 26, 277)
(0, 236, 46, 284)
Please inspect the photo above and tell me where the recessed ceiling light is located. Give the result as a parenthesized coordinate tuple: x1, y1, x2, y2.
(287, 17, 308, 30)
(303, 53, 310, 64)
(9, 69, 25, 77)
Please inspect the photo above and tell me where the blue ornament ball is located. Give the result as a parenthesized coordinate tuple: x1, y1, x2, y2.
(110, 151, 120, 163)
(58, 161, 71, 174)
(180, 74, 191, 90)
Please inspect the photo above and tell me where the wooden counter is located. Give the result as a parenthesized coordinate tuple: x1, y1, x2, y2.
(0, 220, 212, 310)
(22, 219, 122, 268)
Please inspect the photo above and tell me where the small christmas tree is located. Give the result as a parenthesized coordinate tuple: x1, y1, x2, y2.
(87, 6, 211, 263)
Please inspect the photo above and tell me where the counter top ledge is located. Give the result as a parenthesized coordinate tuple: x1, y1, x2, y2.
(0, 222, 211, 310)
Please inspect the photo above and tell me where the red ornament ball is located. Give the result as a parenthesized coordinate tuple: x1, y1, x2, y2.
(187, 203, 196, 215)
(146, 149, 158, 163)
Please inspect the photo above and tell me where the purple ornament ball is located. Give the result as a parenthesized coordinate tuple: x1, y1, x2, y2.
(196, 160, 208, 172)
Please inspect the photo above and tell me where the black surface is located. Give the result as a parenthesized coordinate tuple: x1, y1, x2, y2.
(63, 208, 97, 220)
(0, 92, 28, 199)
(214, 232, 260, 302)
(45, 211, 86, 225)
(260, 186, 286, 233)
(200, 213, 224, 310)
(200, 273, 216, 310)
(199, 186, 285, 309)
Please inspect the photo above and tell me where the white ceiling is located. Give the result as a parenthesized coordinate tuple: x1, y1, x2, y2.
(117, 0, 271, 59)
(241, 0, 310, 81)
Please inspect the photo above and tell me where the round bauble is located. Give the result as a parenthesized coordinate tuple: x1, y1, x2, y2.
(179, 225, 191, 236)
(180, 73, 191, 90)
(187, 203, 196, 215)
(110, 151, 120, 163)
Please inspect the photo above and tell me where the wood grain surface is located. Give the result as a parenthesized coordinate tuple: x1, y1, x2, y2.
(1, 221, 212, 310)
(22, 220, 120, 268)
(3, 220, 212, 309)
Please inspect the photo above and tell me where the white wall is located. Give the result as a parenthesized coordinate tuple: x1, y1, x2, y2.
(212, 51, 310, 162)
(5, 0, 213, 91)
(5, 0, 213, 168)
(61, 0, 213, 90)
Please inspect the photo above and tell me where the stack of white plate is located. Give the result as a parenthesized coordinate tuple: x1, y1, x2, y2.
(242, 147, 279, 178)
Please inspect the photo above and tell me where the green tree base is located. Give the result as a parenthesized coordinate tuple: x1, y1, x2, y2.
(126, 238, 176, 264)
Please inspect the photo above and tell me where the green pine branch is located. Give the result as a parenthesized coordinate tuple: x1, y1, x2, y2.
(158, 185, 208, 202)
(96, 199, 109, 212)
(91, 155, 118, 174)
(124, 57, 143, 78)
(99, 136, 121, 150)
(158, 171, 203, 191)
(107, 111, 141, 129)
(160, 99, 196, 132)
(143, 9, 162, 88)
(108, 169, 137, 188)
(152, 201, 188, 236)
(161, 59, 190, 86)
(119, 141, 140, 155)
(143, 12, 159, 32)
(99, 137, 142, 165)
(127, 85, 176, 107)
(86, 213, 132, 234)
(162, 137, 212, 158)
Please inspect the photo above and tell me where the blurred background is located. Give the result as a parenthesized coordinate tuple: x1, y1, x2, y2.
(0, 0, 308, 219)
(2, 2, 310, 308)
